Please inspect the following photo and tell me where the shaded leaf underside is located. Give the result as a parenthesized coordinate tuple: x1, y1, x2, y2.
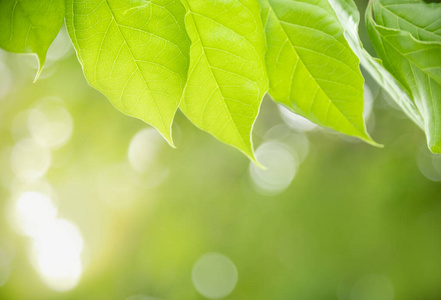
(367, 0, 441, 152)
(328, 0, 423, 127)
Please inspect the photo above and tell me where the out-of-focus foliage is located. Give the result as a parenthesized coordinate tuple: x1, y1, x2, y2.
(1, 20, 441, 299)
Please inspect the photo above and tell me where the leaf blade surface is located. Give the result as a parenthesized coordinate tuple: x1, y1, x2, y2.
(261, 0, 375, 144)
(180, 0, 268, 162)
(66, 0, 190, 144)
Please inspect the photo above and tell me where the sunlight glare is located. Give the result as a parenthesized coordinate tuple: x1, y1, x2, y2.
(32, 219, 84, 292)
(14, 191, 57, 237)
(127, 128, 170, 188)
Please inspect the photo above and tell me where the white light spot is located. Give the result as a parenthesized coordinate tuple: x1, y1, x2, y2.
(4, 179, 55, 228)
(192, 253, 238, 299)
(264, 124, 309, 163)
(263, 124, 292, 141)
(28, 98, 73, 149)
(128, 128, 163, 173)
(128, 128, 169, 187)
(278, 106, 317, 132)
(14, 191, 58, 237)
(350, 274, 394, 300)
(32, 219, 83, 292)
(10, 138, 51, 182)
(249, 142, 298, 195)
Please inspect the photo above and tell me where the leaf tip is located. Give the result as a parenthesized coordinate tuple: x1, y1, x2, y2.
(361, 134, 383, 148)
(161, 124, 178, 148)
(168, 139, 177, 149)
(244, 149, 266, 169)
(161, 131, 176, 148)
(253, 160, 267, 170)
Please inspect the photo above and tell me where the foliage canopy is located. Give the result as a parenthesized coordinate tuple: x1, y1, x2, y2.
(1, 0, 440, 162)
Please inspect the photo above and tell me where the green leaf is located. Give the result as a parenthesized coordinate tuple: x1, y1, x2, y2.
(260, 0, 376, 145)
(179, 0, 268, 163)
(65, 0, 190, 145)
(367, 0, 441, 152)
(372, 0, 441, 43)
(0, 0, 65, 80)
(327, 0, 423, 127)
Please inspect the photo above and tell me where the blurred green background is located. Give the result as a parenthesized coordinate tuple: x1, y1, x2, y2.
(1, 2, 441, 299)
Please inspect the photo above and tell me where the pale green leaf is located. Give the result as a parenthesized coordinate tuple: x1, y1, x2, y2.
(179, 0, 268, 163)
(0, 0, 65, 80)
(260, 0, 376, 145)
(66, 0, 190, 145)
(328, 0, 423, 127)
(367, 0, 441, 152)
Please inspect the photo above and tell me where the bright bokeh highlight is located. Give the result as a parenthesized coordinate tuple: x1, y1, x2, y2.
(192, 253, 238, 299)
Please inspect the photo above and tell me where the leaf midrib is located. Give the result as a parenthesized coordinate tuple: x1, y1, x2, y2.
(102, 0, 168, 133)
(184, 4, 258, 151)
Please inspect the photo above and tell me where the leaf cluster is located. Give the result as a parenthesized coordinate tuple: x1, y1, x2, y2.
(0, 0, 440, 163)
